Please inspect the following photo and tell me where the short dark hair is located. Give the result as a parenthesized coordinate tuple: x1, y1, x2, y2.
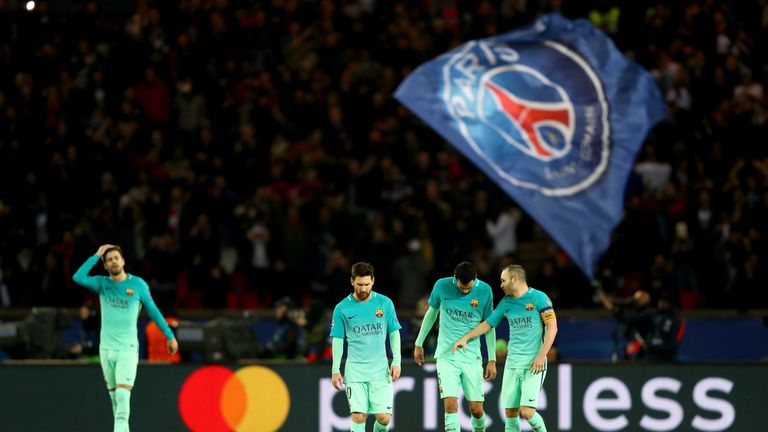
(101, 246, 124, 263)
(454, 261, 476, 284)
(351, 262, 374, 279)
(502, 264, 526, 283)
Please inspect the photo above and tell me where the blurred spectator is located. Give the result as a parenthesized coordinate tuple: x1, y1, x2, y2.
(145, 315, 180, 363)
(202, 265, 228, 309)
(546, 344, 561, 364)
(392, 238, 432, 310)
(264, 297, 306, 359)
(645, 293, 683, 362)
(597, 288, 655, 360)
(486, 206, 522, 259)
(407, 296, 437, 359)
(0, 0, 764, 316)
(495, 338, 508, 365)
(61, 302, 100, 360)
(133, 66, 170, 125)
(303, 299, 331, 362)
(598, 287, 684, 362)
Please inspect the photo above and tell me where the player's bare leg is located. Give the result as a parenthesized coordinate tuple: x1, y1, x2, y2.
(444, 397, 459, 432)
(350, 412, 366, 432)
(520, 406, 547, 432)
(373, 413, 391, 431)
(468, 401, 486, 431)
(504, 408, 521, 432)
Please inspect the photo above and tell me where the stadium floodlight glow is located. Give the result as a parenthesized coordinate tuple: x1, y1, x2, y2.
(25, 1, 35, 11)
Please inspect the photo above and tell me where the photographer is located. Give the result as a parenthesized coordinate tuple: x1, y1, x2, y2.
(597, 288, 682, 362)
(265, 297, 307, 359)
(597, 288, 654, 360)
(645, 293, 683, 362)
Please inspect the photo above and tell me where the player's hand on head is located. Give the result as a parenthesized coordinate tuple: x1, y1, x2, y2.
(413, 346, 424, 366)
(389, 365, 401, 381)
(96, 244, 114, 257)
(331, 373, 344, 390)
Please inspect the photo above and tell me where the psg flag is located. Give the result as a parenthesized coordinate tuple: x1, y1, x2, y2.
(394, 14, 668, 279)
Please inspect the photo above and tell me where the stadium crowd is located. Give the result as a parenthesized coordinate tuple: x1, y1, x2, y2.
(0, 0, 766, 357)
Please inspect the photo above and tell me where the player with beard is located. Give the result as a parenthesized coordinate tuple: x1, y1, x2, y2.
(73, 244, 178, 432)
(414, 261, 497, 432)
(330, 262, 402, 432)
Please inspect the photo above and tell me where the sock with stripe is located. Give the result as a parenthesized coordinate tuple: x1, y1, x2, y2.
(445, 412, 459, 432)
(471, 413, 486, 431)
(505, 416, 521, 432)
(114, 387, 131, 432)
(527, 412, 547, 432)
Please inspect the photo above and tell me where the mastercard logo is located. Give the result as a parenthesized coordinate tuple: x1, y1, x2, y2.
(178, 365, 290, 431)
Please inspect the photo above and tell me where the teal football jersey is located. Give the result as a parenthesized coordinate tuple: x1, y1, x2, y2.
(428, 277, 493, 364)
(330, 292, 401, 382)
(73, 255, 175, 351)
(487, 287, 554, 368)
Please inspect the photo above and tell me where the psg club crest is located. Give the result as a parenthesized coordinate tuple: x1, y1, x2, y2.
(526, 303, 534, 311)
(470, 299, 479, 308)
(442, 37, 610, 196)
(375, 309, 384, 318)
(395, 14, 669, 279)
(126, 288, 134, 296)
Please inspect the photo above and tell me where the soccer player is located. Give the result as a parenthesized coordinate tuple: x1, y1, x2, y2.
(73, 244, 178, 432)
(330, 262, 402, 432)
(453, 264, 557, 432)
(413, 261, 497, 432)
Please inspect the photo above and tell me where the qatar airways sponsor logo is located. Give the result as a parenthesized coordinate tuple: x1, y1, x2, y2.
(105, 297, 130, 309)
(445, 308, 476, 324)
(352, 322, 384, 336)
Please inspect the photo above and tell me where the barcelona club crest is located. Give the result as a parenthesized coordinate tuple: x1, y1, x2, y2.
(470, 299, 479, 308)
(525, 303, 534, 311)
(375, 309, 384, 318)
(126, 288, 134, 296)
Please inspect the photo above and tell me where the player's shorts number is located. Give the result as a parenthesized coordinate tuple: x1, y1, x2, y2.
(346, 387, 352, 400)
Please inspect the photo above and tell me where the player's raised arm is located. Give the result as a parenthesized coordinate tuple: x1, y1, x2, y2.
(452, 321, 492, 353)
(72, 244, 114, 292)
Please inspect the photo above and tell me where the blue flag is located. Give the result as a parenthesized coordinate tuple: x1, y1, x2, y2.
(394, 13, 667, 279)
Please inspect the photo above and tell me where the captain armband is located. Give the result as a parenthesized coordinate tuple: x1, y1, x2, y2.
(540, 309, 556, 322)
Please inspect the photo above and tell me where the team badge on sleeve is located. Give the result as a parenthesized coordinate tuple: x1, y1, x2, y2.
(375, 309, 384, 318)
(470, 299, 479, 308)
(526, 303, 534, 311)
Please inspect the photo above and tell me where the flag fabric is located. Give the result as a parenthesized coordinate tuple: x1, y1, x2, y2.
(394, 13, 668, 279)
